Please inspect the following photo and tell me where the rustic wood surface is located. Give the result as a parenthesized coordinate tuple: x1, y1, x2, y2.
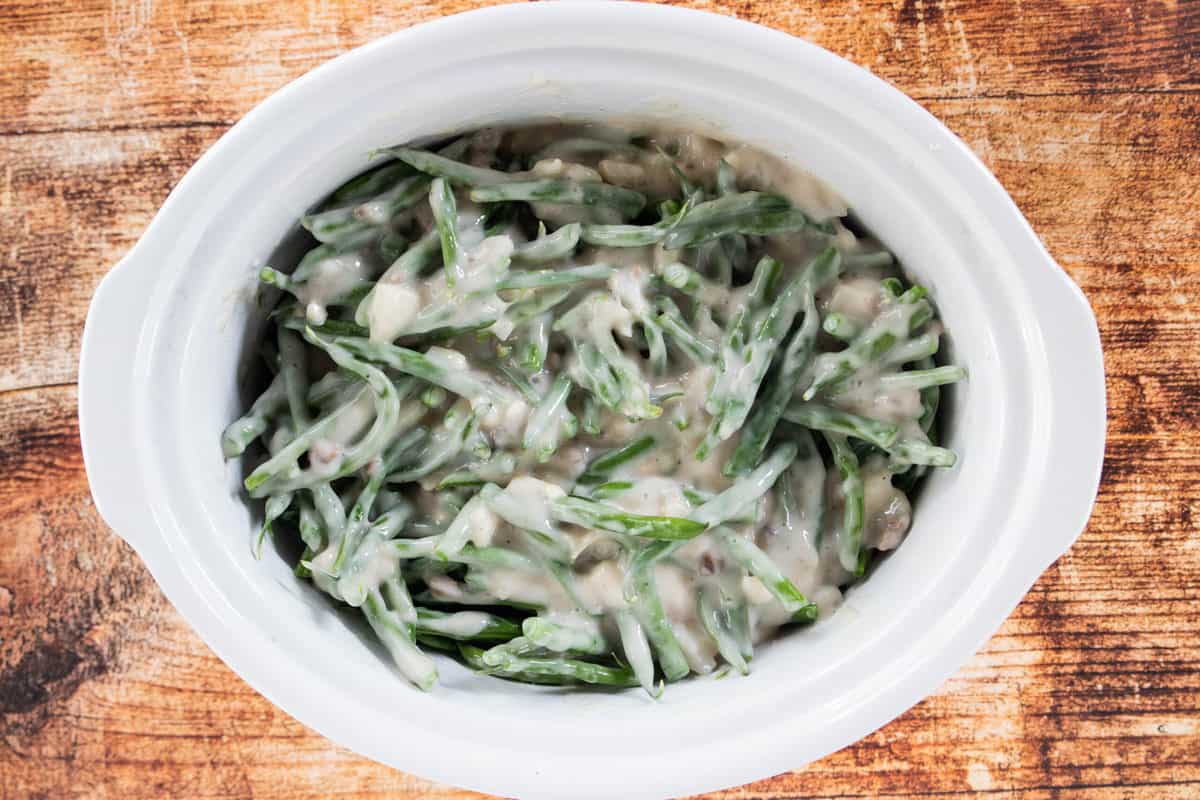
(2, 0, 1198, 797)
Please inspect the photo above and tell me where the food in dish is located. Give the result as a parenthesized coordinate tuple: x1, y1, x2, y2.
(222, 123, 965, 693)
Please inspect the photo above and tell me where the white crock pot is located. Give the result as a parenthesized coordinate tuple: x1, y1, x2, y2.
(79, 4, 1106, 798)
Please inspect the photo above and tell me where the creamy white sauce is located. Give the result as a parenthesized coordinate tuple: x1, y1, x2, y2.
(428, 610, 493, 638)
(826, 275, 885, 326)
(366, 281, 422, 343)
(611, 477, 691, 518)
(529, 158, 618, 225)
(271, 122, 950, 685)
(297, 253, 372, 325)
(723, 145, 848, 220)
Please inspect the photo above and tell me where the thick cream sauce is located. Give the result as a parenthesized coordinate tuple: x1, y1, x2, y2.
(295, 122, 941, 671)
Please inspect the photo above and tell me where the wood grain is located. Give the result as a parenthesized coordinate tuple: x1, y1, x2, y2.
(1, 1, 1198, 798)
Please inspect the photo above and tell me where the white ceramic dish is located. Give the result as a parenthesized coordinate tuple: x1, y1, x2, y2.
(78, 4, 1106, 798)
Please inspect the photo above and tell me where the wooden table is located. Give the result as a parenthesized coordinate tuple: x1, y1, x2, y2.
(2, 1, 1197, 797)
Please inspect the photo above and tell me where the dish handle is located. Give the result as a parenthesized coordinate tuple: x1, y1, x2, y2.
(1031, 268, 1108, 571)
(78, 248, 158, 555)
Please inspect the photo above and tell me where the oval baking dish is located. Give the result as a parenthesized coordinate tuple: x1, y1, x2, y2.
(78, 4, 1106, 799)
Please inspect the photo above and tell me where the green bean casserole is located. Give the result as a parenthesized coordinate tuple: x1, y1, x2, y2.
(223, 123, 966, 693)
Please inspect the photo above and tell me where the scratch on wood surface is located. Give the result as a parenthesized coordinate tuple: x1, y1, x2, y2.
(949, 7, 979, 92)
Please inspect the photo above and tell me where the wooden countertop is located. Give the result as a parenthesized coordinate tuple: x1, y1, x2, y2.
(2, 1, 1197, 797)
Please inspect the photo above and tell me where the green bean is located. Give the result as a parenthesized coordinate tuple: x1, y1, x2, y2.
(372, 506, 415, 544)
(296, 494, 325, 551)
(471, 180, 647, 220)
(516, 313, 552, 372)
(615, 609, 658, 696)
(590, 481, 634, 500)
(328, 337, 518, 408)
(387, 146, 520, 186)
(722, 248, 841, 473)
(659, 262, 727, 307)
(325, 160, 414, 207)
(915, 356, 941, 435)
(429, 178, 462, 287)
(380, 536, 436, 561)
(551, 496, 707, 540)
(682, 487, 760, 525)
(436, 452, 517, 490)
(580, 394, 603, 435)
(503, 287, 573, 328)
(712, 527, 815, 617)
(746, 256, 782, 306)
(310, 482, 347, 541)
(383, 574, 419, 625)
(279, 315, 371, 339)
(387, 403, 477, 483)
(775, 429, 825, 542)
(626, 546, 690, 681)
(888, 439, 957, 467)
(561, 318, 659, 420)
(363, 588, 437, 690)
(513, 222, 582, 262)
(523, 374, 578, 462)
(495, 360, 541, 404)
(245, 333, 419, 499)
(414, 608, 521, 642)
(728, 305, 820, 475)
(495, 264, 613, 291)
(655, 145, 700, 200)
(824, 432, 865, 573)
(306, 370, 356, 409)
(277, 327, 311, 428)
(414, 633, 459, 653)
(521, 613, 607, 655)
(879, 365, 967, 391)
(290, 227, 381, 284)
(480, 201, 521, 236)
(221, 372, 286, 457)
(843, 250, 895, 270)
(258, 266, 295, 293)
(478, 483, 565, 544)
(564, 340, 619, 410)
(782, 401, 901, 450)
(432, 495, 489, 560)
(390, 227, 443, 278)
(576, 435, 657, 485)
(656, 299, 717, 365)
(333, 429, 427, 596)
(302, 174, 429, 243)
(663, 191, 825, 250)
(419, 583, 542, 612)
(716, 159, 738, 196)
(420, 386, 447, 408)
(579, 222, 668, 247)
(804, 293, 933, 400)
(294, 547, 314, 578)
(640, 307, 669, 376)
(449, 543, 539, 572)
(461, 644, 639, 687)
(696, 261, 816, 455)
(698, 586, 749, 675)
(254, 491, 293, 558)
(690, 442, 797, 528)
(882, 331, 940, 366)
(822, 312, 861, 342)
